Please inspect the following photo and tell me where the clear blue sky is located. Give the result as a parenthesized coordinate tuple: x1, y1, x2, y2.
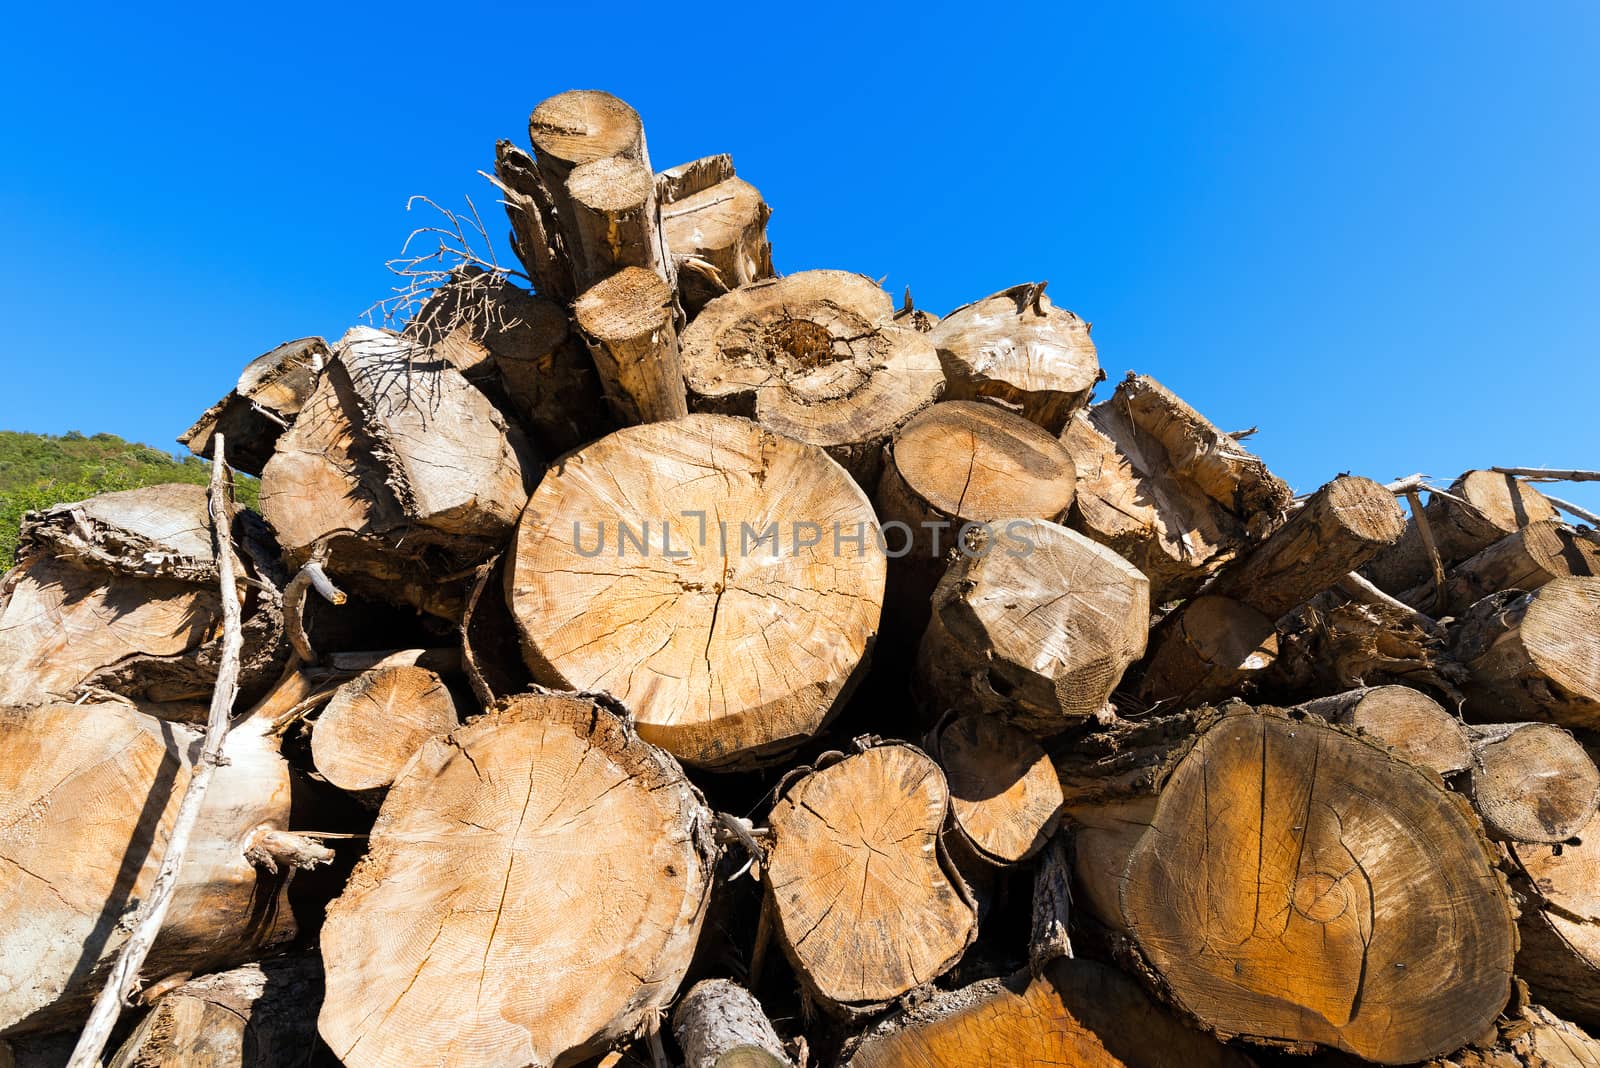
(2, 2, 1596, 509)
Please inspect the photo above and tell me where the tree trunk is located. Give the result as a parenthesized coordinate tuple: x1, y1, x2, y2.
(564, 155, 674, 293)
(178, 336, 326, 475)
(1466, 721, 1600, 844)
(917, 519, 1148, 732)
(927, 282, 1100, 434)
(1292, 685, 1471, 776)
(317, 692, 716, 1068)
(1115, 705, 1516, 1063)
(926, 712, 1064, 866)
(1139, 476, 1405, 708)
(658, 155, 774, 318)
(1364, 471, 1560, 594)
(1509, 814, 1600, 1031)
(845, 959, 1254, 1068)
(679, 270, 944, 485)
(259, 326, 537, 620)
(107, 956, 325, 1068)
(0, 699, 304, 1035)
(505, 414, 884, 770)
(1058, 373, 1292, 603)
(311, 664, 460, 802)
(672, 980, 792, 1068)
(765, 743, 977, 1017)
(572, 266, 689, 424)
(404, 267, 612, 456)
(1451, 578, 1600, 730)
(1404, 519, 1600, 617)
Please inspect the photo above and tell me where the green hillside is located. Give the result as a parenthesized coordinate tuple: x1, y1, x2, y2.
(0, 430, 259, 567)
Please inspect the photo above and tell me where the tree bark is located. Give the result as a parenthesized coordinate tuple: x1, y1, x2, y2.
(259, 326, 537, 619)
(1466, 721, 1600, 844)
(1509, 813, 1600, 1031)
(672, 980, 792, 1068)
(317, 692, 715, 1068)
(505, 414, 883, 770)
(107, 956, 325, 1068)
(1451, 578, 1600, 730)
(766, 743, 977, 1018)
(1115, 705, 1516, 1063)
(928, 282, 1100, 433)
(658, 154, 774, 318)
(572, 266, 689, 424)
(178, 336, 326, 475)
(1058, 373, 1292, 603)
(1403, 519, 1600, 617)
(1364, 471, 1560, 594)
(0, 700, 302, 1035)
(311, 664, 460, 802)
(917, 519, 1148, 733)
(679, 270, 944, 485)
(1292, 685, 1470, 776)
(845, 959, 1255, 1068)
(926, 712, 1064, 866)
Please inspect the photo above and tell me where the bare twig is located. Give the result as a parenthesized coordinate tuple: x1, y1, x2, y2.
(1337, 571, 1447, 636)
(1490, 467, 1600, 483)
(67, 435, 247, 1068)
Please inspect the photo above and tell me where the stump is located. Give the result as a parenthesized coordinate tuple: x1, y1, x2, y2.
(178, 336, 327, 475)
(917, 519, 1148, 733)
(317, 692, 715, 1068)
(927, 282, 1100, 433)
(311, 664, 460, 799)
(679, 271, 944, 484)
(1453, 577, 1600, 730)
(1365, 471, 1560, 594)
(846, 959, 1255, 1068)
(672, 980, 792, 1068)
(0, 700, 302, 1035)
(659, 155, 775, 318)
(927, 713, 1064, 866)
(505, 414, 884, 770)
(1119, 706, 1515, 1063)
(1467, 722, 1600, 844)
(1511, 813, 1600, 1031)
(1293, 685, 1471, 776)
(766, 744, 976, 1016)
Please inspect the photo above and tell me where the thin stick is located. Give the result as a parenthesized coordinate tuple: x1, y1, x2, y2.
(1404, 490, 1448, 614)
(1337, 571, 1447, 637)
(1544, 493, 1600, 528)
(67, 434, 247, 1068)
(1490, 467, 1600, 483)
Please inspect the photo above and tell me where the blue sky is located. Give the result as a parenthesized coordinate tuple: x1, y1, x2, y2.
(1, 2, 1596, 509)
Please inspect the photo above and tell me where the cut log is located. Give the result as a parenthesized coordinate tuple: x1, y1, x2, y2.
(492, 139, 573, 304)
(1293, 685, 1471, 776)
(766, 743, 976, 1016)
(672, 979, 792, 1068)
(565, 155, 673, 292)
(927, 282, 1100, 433)
(1452, 578, 1600, 730)
(311, 664, 460, 799)
(1406, 519, 1600, 617)
(1059, 374, 1292, 602)
(317, 692, 715, 1068)
(405, 267, 612, 455)
(0, 699, 302, 1035)
(107, 956, 324, 1068)
(845, 958, 1255, 1068)
(1510, 813, 1600, 1030)
(917, 519, 1148, 732)
(1134, 594, 1279, 708)
(573, 266, 690, 424)
(658, 155, 775, 318)
(927, 713, 1064, 865)
(1118, 705, 1515, 1063)
(178, 336, 326, 475)
(505, 414, 884, 770)
(259, 326, 536, 619)
(1467, 722, 1600, 844)
(680, 271, 944, 484)
(1365, 471, 1560, 594)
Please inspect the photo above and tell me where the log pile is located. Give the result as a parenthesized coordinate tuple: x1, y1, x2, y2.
(3, 88, 1599, 1068)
